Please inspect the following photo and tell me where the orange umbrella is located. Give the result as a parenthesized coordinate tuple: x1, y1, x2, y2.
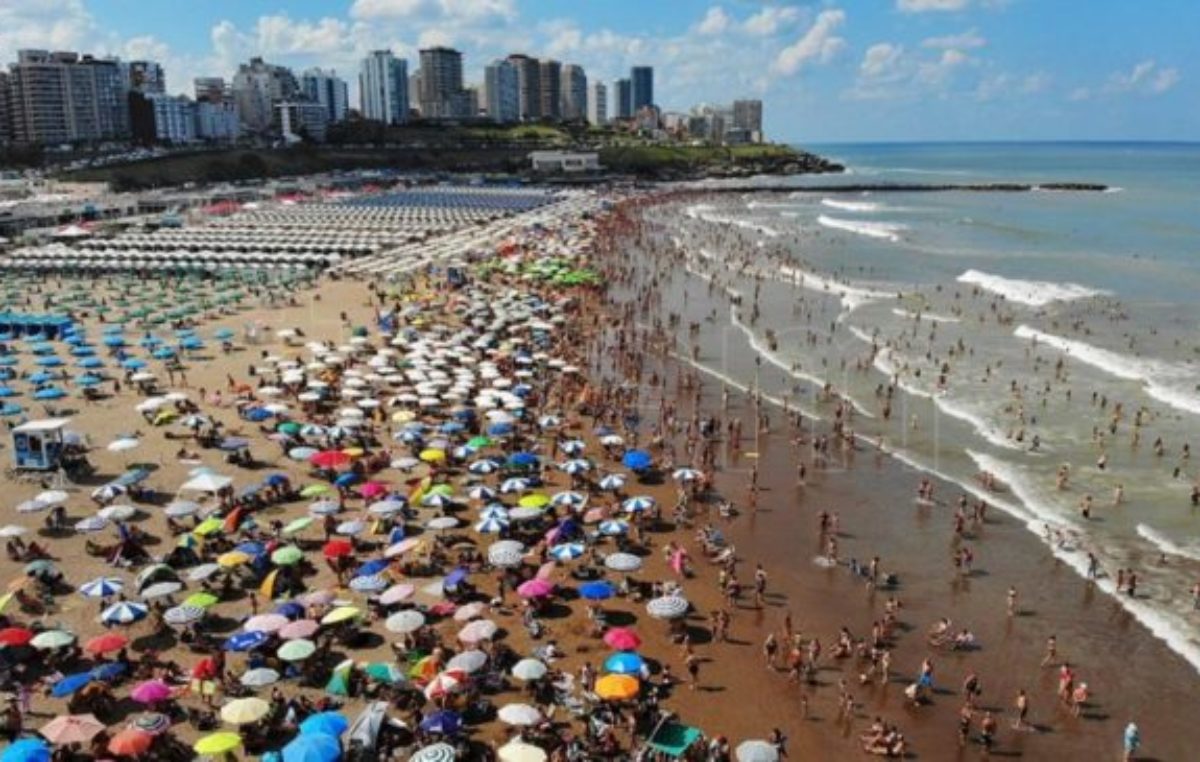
(222, 507, 244, 534)
(594, 674, 639, 701)
(84, 633, 128, 655)
(109, 727, 154, 756)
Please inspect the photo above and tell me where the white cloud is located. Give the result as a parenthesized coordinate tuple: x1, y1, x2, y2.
(0, 0, 97, 52)
(897, 0, 969, 12)
(349, 0, 514, 23)
(1103, 60, 1180, 96)
(417, 28, 455, 50)
(860, 43, 904, 80)
(1068, 87, 1091, 102)
(771, 9, 846, 75)
(256, 15, 349, 56)
(922, 28, 986, 49)
(696, 7, 731, 36)
(1021, 72, 1050, 93)
(744, 6, 801, 37)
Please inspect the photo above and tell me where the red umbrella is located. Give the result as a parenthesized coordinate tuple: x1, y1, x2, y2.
(358, 481, 388, 499)
(85, 633, 128, 654)
(310, 450, 350, 469)
(108, 727, 154, 756)
(0, 627, 33, 647)
(603, 628, 642, 651)
(191, 657, 218, 680)
(322, 539, 353, 559)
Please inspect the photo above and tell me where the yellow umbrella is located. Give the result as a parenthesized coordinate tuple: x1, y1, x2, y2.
(217, 551, 251, 568)
(419, 449, 446, 463)
(152, 410, 177, 426)
(342, 447, 364, 458)
(408, 476, 431, 507)
(193, 732, 242, 755)
(321, 606, 362, 625)
(183, 592, 219, 609)
(0, 592, 13, 614)
(391, 410, 415, 423)
(259, 569, 280, 599)
(193, 518, 223, 537)
(518, 494, 550, 509)
(594, 674, 639, 701)
(220, 697, 269, 725)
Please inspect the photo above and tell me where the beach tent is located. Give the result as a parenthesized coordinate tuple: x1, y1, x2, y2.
(646, 721, 703, 758)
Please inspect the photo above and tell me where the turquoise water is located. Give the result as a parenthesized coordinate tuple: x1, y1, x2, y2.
(669, 142, 1200, 670)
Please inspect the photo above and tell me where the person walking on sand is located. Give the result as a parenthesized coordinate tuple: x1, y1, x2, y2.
(1124, 721, 1141, 760)
(763, 631, 779, 670)
(1013, 689, 1030, 731)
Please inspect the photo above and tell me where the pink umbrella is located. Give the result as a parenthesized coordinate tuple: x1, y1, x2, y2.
(603, 627, 642, 650)
(535, 562, 556, 580)
(299, 590, 335, 607)
(244, 614, 289, 633)
(517, 578, 555, 599)
(453, 602, 486, 622)
(384, 538, 422, 558)
(358, 481, 388, 499)
(670, 549, 688, 576)
(130, 680, 173, 705)
(278, 619, 319, 640)
(458, 619, 498, 644)
(379, 583, 415, 605)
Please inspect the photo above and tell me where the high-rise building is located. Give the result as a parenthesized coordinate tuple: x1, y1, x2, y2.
(506, 54, 541, 121)
(732, 99, 763, 141)
(7, 50, 130, 144)
(301, 68, 349, 124)
(631, 66, 654, 110)
(231, 57, 299, 135)
(126, 60, 165, 94)
(0, 73, 11, 144)
(560, 64, 587, 122)
(614, 78, 632, 120)
(131, 93, 195, 143)
(587, 81, 607, 126)
(194, 100, 239, 142)
(277, 101, 328, 143)
(484, 60, 519, 123)
(538, 59, 561, 121)
(359, 50, 408, 125)
(194, 77, 228, 103)
(417, 47, 466, 120)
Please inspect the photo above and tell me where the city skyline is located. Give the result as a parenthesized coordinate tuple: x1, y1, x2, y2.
(1, 0, 1195, 143)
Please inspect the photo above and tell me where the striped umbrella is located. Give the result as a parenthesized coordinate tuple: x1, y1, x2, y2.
(100, 602, 148, 625)
(548, 543, 584, 562)
(79, 577, 124, 599)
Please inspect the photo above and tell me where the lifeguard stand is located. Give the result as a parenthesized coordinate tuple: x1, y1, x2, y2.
(11, 418, 70, 471)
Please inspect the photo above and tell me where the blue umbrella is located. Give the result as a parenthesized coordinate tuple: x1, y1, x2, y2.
(103, 335, 126, 347)
(28, 371, 55, 384)
(0, 387, 16, 398)
(443, 567, 469, 589)
(77, 356, 104, 368)
(0, 356, 16, 366)
(33, 388, 66, 400)
(214, 328, 235, 340)
(604, 651, 646, 675)
(333, 473, 358, 488)
(224, 630, 270, 652)
(49, 672, 94, 698)
(580, 581, 615, 600)
(121, 358, 146, 369)
(138, 336, 162, 348)
(35, 356, 63, 367)
(622, 450, 652, 471)
(70, 346, 95, 357)
(235, 541, 265, 556)
(440, 421, 465, 434)
(419, 709, 462, 735)
(265, 473, 290, 487)
(244, 408, 271, 422)
(299, 711, 349, 737)
(275, 601, 304, 619)
(90, 661, 127, 681)
(487, 422, 514, 437)
(355, 559, 390, 578)
(2, 738, 50, 762)
(0, 404, 22, 416)
(218, 437, 250, 451)
(282, 732, 340, 762)
(181, 337, 204, 350)
(152, 348, 175, 360)
(101, 601, 148, 625)
(507, 452, 538, 468)
(29, 343, 54, 355)
(74, 374, 102, 386)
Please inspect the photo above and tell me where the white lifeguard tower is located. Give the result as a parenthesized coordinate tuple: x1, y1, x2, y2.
(11, 418, 71, 471)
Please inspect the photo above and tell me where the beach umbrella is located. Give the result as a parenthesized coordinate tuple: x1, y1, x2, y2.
(595, 674, 640, 701)
(140, 581, 182, 600)
(271, 545, 304, 566)
(497, 703, 543, 727)
(192, 517, 223, 537)
(321, 606, 361, 625)
(385, 610, 425, 634)
(457, 619, 498, 644)
(599, 520, 629, 536)
(517, 494, 549, 510)
(646, 596, 690, 620)
(426, 516, 459, 531)
(598, 474, 626, 491)
(186, 564, 221, 582)
(38, 714, 104, 745)
(410, 743, 457, 762)
(419, 709, 462, 735)
(498, 740, 547, 762)
(368, 498, 406, 516)
(307, 494, 337, 511)
(163, 605, 205, 626)
(735, 741, 780, 762)
(479, 504, 510, 520)
(379, 583, 415, 605)
(101, 601, 148, 625)
(1, 739, 50, 762)
(517, 578, 554, 600)
(599, 627, 641, 652)
(349, 574, 388, 593)
(224, 630, 269, 652)
(240, 668, 280, 688)
(487, 541, 524, 568)
(282, 732, 341, 762)
(31, 630, 75, 650)
(467, 459, 499, 475)
(622, 496, 656, 513)
(278, 639, 317, 662)
(580, 580, 616, 601)
(279, 620, 319, 640)
(130, 679, 173, 705)
(50, 672, 94, 699)
(673, 467, 703, 482)
(474, 515, 509, 533)
(551, 491, 586, 507)
(79, 576, 124, 599)
(221, 697, 270, 725)
(468, 485, 496, 501)
(424, 669, 469, 701)
(511, 658, 548, 681)
(108, 727, 154, 757)
(0, 525, 25, 538)
(83, 632, 127, 655)
(244, 614, 289, 633)
(106, 437, 140, 453)
(447, 650, 488, 674)
(193, 733, 242, 757)
(549, 543, 585, 562)
(183, 592, 219, 609)
(604, 652, 645, 675)
(363, 663, 405, 685)
(336, 519, 367, 536)
(130, 712, 171, 735)
(16, 499, 50, 514)
(500, 477, 530, 494)
(300, 711, 349, 737)
(98, 504, 137, 522)
(74, 515, 109, 533)
(322, 539, 354, 559)
(284, 516, 315, 535)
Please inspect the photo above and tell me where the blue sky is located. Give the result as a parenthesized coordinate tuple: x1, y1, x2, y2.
(2, 0, 1195, 142)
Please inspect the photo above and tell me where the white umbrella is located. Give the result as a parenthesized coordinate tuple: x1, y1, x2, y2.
(511, 658, 547, 681)
(735, 741, 780, 762)
(0, 525, 27, 538)
(385, 610, 426, 633)
(106, 437, 139, 453)
(604, 553, 643, 572)
(497, 703, 543, 727)
(457, 619, 498, 644)
(646, 595, 690, 620)
(447, 650, 488, 674)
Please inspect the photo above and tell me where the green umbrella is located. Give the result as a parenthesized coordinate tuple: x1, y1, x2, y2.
(278, 639, 316, 661)
(467, 436, 492, 448)
(271, 546, 303, 566)
(277, 422, 302, 435)
(283, 517, 313, 535)
(363, 662, 405, 684)
(183, 592, 219, 609)
(31, 629, 76, 649)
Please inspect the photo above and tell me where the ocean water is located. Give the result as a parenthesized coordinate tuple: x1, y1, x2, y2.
(664, 142, 1200, 671)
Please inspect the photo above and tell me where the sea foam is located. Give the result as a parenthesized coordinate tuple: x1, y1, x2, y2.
(820, 198, 881, 213)
(817, 214, 905, 242)
(957, 269, 1110, 307)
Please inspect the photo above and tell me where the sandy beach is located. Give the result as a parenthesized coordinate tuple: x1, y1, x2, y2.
(0, 189, 1193, 762)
